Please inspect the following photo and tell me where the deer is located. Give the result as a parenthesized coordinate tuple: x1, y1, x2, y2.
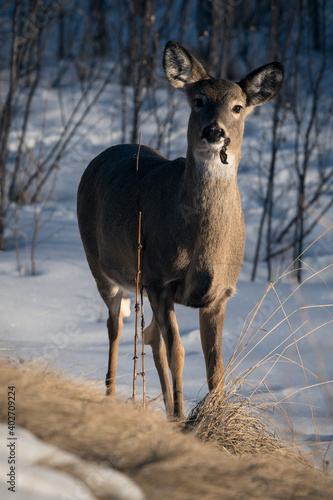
(77, 41, 284, 419)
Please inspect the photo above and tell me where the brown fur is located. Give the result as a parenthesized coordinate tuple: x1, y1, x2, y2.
(0, 359, 332, 500)
(77, 41, 284, 418)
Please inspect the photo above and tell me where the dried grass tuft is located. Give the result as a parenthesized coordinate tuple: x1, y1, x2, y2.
(186, 384, 311, 469)
(188, 391, 281, 454)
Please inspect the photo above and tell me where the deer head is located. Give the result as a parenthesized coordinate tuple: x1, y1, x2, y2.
(164, 41, 284, 178)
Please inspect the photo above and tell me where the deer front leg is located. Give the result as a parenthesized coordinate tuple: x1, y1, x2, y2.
(199, 302, 226, 392)
(144, 316, 174, 416)
(148, 289, 185, 419)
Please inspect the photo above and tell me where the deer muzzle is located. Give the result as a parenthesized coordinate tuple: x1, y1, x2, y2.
(202, 125, 227, 144)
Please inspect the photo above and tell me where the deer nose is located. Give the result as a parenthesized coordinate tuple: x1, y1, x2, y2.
(202, 125, 226, 143)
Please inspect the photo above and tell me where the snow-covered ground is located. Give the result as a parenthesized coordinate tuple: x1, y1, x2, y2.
(0, 425, 144, 500)
(1, 79, 332, 498)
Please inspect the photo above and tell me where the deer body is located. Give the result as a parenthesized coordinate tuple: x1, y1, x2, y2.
(77, 42, 283, 418)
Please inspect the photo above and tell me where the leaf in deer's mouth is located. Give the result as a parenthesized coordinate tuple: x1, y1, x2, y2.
(220, 137, 231, 165)
(220, 145, 228, 164)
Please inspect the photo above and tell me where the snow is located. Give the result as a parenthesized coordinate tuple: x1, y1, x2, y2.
(0, 425, 144, 500)
(0, 75, 332, 498)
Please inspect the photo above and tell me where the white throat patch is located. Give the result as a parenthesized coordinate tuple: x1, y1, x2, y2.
(193, 149, 235, 179)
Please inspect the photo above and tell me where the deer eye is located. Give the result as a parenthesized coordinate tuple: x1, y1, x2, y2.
(232, 105, 243, 114)
(193, 98, 204, 109)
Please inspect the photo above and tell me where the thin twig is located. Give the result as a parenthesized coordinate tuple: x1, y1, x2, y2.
(132, 210, 141, 404)
(140, 285, 146, 409)
(133, 133, 145, 407)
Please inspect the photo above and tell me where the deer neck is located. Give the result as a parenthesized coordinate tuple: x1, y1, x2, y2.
(175, 148, 242, 258)
(177, 148, 243, 264)
(181, 148, 241, 212)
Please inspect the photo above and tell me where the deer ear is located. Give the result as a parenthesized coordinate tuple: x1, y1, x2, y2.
(163, 41, 209, 90)
(239, 62, 284, 107)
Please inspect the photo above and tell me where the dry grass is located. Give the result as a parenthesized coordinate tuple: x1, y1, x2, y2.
(186, 386, 301, 458)
(1, 358, 333, 499)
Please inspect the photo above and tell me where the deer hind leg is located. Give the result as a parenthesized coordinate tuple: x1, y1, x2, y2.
(144, 316, 173, 416)
(94, 274, 124, 397)
(199, 302, 226, 392)
(148, 289, 185, 419)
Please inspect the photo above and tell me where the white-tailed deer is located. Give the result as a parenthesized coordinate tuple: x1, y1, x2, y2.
(77, 41, 284, 418)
